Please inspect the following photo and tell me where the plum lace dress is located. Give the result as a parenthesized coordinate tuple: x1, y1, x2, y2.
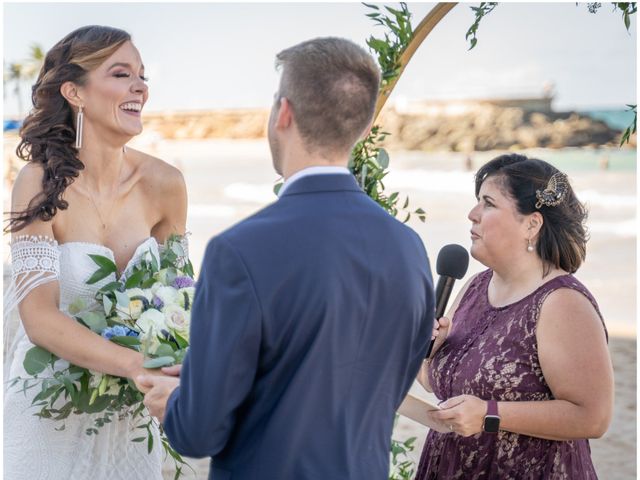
(416, 269, 607, 480)
(4, 235, 188, 480)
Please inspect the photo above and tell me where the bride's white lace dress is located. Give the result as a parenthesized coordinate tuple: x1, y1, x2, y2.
(4, 236, 173, 480)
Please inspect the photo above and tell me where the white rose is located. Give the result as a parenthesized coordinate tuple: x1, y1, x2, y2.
(136, 309, 166, 338)
(126, 287, 152, 302)
(155, 286, 181, 307)
(154, 268, 174, 286)
(163, 304, 190, 340)
(115, 288, 150, 320)
(150, 282, 163, 295)
(127, 299, 145, 320)
(179, 287, 195, 310)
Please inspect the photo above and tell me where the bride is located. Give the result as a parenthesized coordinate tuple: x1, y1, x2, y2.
(4, 26, 187, 479)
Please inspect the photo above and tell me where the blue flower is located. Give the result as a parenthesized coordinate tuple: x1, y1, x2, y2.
(101, 327, 115, 340)
(102, 325, 139, 340)
(112, 325, 128, 337)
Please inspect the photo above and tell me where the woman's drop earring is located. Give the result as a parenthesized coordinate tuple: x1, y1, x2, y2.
(527, 238, 534, 252)
(75, 105, 84, 149)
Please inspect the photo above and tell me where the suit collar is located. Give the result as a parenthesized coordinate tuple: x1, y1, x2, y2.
(278, 173, 363, 197)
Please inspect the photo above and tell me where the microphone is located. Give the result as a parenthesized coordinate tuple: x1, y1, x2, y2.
(425, 244, 469, 359)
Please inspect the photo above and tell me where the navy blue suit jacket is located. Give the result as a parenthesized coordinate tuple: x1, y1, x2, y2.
(164, 174, 435, 480)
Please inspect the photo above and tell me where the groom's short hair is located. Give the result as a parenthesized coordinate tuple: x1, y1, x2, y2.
(275, 37, 380, 154)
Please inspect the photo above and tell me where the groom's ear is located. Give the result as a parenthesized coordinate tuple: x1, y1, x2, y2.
(275, 97, 293, 130)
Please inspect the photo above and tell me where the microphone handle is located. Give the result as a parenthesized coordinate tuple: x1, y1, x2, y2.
(425, 276, 456, 359)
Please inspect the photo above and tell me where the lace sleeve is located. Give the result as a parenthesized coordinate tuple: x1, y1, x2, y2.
(4, 234, 60, 317)
(4, 235, 60, 370)
(159, 233, 191, 269)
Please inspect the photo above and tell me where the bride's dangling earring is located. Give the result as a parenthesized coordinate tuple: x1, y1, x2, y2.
(75, 105, 84, 149)
(527, 238, 534, 252)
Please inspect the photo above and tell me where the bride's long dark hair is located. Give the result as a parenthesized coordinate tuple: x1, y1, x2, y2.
(5, 25, 131, 233)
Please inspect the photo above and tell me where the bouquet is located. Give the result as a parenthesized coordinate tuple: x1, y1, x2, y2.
(10, 234, 194, 478)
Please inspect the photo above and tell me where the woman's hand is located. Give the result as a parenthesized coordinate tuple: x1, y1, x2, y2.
(417, 316, 452, 392)
(428, 395, 487, 437)
(429, 316, 451, 357)
(425, 412, 455, 434)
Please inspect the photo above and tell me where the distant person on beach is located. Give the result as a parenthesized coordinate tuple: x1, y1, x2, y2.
(4, 26, 186, 479)
(415, 154, 613, 479)
(140, 37, 435, 479)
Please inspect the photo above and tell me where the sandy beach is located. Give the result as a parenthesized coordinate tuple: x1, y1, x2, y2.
(3, 136, 635, 479)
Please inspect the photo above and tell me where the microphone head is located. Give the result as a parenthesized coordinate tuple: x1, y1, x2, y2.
(436, 244, 469, 279)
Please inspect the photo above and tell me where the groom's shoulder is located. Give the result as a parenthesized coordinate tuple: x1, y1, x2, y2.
(210, 201, 282, 250)
(222, 201, 281, 237)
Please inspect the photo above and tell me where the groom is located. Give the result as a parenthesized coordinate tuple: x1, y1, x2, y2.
(140, 37, 434, 479)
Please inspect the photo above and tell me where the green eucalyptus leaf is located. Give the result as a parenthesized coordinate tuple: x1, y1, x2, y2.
(154, 343, 176, 358)
(23, 346, 53, 375)
(32, 384, 61, 403)
(377, 148, 390, 168)
(110, 335, 141, 347)
(103, 296, 113, 316)
(142, 356, 175, 369)
(115, 291, 130, 309)
(68, 297, 89, 315)
(171, 242, 185, 258)
(78, 311, 108, 333)
(150, 252, 160, 272)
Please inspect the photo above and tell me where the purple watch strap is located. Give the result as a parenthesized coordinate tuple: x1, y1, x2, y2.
(487, 400, 498, 416)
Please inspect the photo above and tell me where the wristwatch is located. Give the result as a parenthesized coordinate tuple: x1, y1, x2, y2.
(483, 400, 500, 433)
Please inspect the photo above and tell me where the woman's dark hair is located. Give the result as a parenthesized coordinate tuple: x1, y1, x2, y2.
(474, 153, 588, 275)
(6, 25, 131, 233)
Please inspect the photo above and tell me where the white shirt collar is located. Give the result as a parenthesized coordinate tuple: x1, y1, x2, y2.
(278, 166, 350, 197)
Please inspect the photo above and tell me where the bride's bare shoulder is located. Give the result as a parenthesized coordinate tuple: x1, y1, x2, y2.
(11, 162, 45, 209)
(127, 148, 186, 201)
(129, 148, 186, 193)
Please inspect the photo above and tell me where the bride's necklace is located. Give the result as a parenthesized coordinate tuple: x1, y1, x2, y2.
(87, 190, 114, 230)
(86, 153, 126, 230)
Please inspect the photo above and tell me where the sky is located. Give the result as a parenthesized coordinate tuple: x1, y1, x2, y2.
(3, 2, 637, 117)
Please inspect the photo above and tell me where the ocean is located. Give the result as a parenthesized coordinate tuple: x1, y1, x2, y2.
(581, 108, 636, 132)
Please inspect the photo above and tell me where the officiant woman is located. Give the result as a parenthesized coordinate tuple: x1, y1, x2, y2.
(415, 153, 613, 479)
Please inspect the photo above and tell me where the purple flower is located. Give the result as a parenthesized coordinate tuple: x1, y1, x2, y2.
(173, 276, 195, 289)
(152, 296, 164, 309)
